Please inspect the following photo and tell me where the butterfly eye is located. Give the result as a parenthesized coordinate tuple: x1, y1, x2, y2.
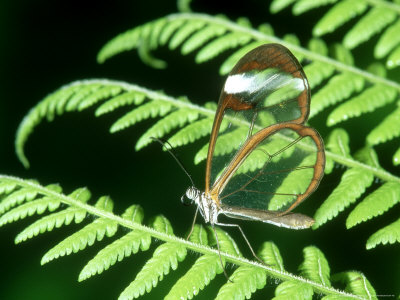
(181, 193, 192, 206)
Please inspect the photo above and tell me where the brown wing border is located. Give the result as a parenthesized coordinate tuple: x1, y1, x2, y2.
(209, 122, 325, 214)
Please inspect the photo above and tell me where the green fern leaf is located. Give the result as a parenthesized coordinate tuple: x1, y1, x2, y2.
(393, 147, 400, 166)
(309, 73, 365, 118)
(326, 128, 351, 158)
(78, 85, 123, 111)
(97, 18, 167, 63)
(209, 226, 242, 257)
(0, 184, 41, 214)
(366, 218, 400, 249)
(312, 0, 369, 37)
(188, 224, 209, 245)
(110, 101, 173, 133)
(346, 182, 400, 228)
(330, 43, 355, 66)
(195, 32, 252, 63)
(257, 241, 285, 271)
(299, 246, 331, 287)
(79, 205, 151, 281)
(0, 196, 61, 226)
(215, 266, 267, 300)
(120, 243, 187, 300)
(165, 254, 223, 300)
(273, 281, 314, 300)
(270, 0, 297, 13)
(323, 128, 351, 174)
(354, 146, 381, 169)
(95, 91, 146, 116)
(367, 106, 400, 145)
(150, 214, 174, 234)
(41, 196, 118, 264)
(136, 108, 199, 150)
(375, 19, 400, 59)
(15, 188, 91, 243)
(194, 127, 248, 164)
(303, 62, 335, 89)
(65, 83, 105, 111)
(313, 168, 374, 228)
(292, 0, 338, 16)
(331, 271, 376, 299)
(167, 117, 214, 148)
(327, 85, 398, 126)
(181, 24, 227, 54)
(159, 18, 186, 46)
(387, 44, 400, 69)
(169, 20, 206, 50)
(343, 7, 397, 50)
(0, 179, 19, 195)
(118, 216, 186, 300)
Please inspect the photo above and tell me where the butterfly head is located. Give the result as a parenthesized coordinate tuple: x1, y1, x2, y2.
(181, 186, 201, 206)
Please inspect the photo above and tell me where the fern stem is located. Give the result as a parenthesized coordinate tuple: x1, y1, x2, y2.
(0, 174, 369, 300)
(366, 0, 400, 14)
(56, 79, 400, 184)
(166, 13, 400, 91)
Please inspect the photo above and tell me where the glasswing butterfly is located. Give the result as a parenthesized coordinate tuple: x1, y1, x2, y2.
(179, 43, 325, 263)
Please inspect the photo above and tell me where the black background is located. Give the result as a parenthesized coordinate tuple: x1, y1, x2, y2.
(1, 1, 399, 299)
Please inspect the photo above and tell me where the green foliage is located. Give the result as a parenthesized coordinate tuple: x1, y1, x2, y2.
(7, 3, 400, 298)
(270, 0, 400, 68)
(0, 176, 377, 299)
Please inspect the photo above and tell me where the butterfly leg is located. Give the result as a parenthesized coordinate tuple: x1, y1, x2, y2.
(211, 225, 233, 282)
(186, 207, 199, 240)
(215, 222, 266, 266)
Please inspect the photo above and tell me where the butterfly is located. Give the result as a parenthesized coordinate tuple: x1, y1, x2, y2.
(181, 43, 325, 260)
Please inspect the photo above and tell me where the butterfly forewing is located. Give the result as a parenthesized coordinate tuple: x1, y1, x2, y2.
(205, 43, 325, 216)
(206, 44, 312, 193)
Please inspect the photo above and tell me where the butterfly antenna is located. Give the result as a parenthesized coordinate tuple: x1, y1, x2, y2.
(150, 137, 195, 187)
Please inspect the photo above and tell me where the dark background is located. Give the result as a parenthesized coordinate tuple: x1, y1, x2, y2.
(1, 0, 399, 299)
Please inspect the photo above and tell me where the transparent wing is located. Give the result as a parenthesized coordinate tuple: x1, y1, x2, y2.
(211, 123, 325, 214)
(205, 44, 311, 192)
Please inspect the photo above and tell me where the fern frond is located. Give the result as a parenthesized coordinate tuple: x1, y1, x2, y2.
(331, 272, 376, 299)
(309, 73, 365, 118)
(366, 106, 400, 146)
(167, 117, 214, 148)
(393, 147, 400, 166)
(215, 266, 267, 300)
(313, 168, 374, 228)
(0, 175, 378, 299)
(78, 205, 151, 281)
(366, 218, 400, 249)
(327, 85, 398, 126)
(258, 241, 284, 271)
(274, 281, 314, 300)
(95, 91, 146, 116)
(325, 128, 351, 158)
(15, 80, 214, 168)
(299, 246, 331, 287)
(292, 0, 338, 16)
(375, 19, 400, 59)
(387, 45, 400, 68)
(346, 182, 400, 229)
(271, 0, 400, 68)
(343, 7, 397, 50)
(110, 100, 173, 133)
(15, 188, 90, 243)
(312, 0, 369, 37)
(0, 196, 61, 226)
(135, 108, 199, 150)
(41, 196, 119, 264)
